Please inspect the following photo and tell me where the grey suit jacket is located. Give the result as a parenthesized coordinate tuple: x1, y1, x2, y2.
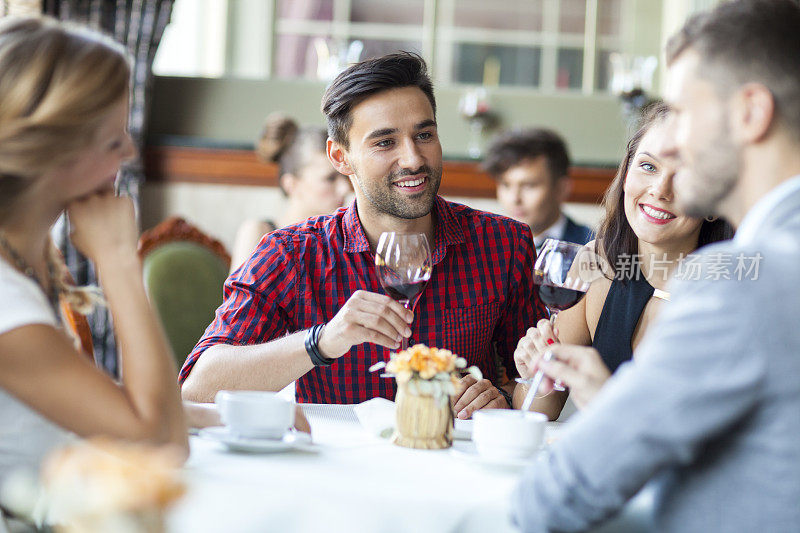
(513, 177, 800, 532)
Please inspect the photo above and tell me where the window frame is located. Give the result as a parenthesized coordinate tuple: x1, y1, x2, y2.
(156, 0, 631, 95)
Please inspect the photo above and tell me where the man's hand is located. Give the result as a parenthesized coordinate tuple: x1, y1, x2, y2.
(317, 290, 413, 359)
(540, 345, 611, 409)
(453, 375, 508, 419)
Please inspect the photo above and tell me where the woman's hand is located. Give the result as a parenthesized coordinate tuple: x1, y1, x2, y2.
(66, 192, 138, 264)
(182, 401, 311, 435)
(514, 318, 560, 394)
(182, 401, 221, 429)
(539, 345, 611, 409)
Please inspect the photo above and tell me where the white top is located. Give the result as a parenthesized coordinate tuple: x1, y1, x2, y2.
(533, 213, 567, 249)
(0, 256, 73, 488)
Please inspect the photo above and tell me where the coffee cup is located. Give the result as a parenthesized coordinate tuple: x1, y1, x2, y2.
(472, 409, 546, 460)
(214, 390, 295, 440)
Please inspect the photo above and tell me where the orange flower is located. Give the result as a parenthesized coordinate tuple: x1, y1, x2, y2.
(386, 344, 462, 379)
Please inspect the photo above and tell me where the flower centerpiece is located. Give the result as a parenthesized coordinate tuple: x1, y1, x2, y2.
(370, 344, 482, 450)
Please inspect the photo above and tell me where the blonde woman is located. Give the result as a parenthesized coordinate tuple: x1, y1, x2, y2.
(0, 16, 188, 487)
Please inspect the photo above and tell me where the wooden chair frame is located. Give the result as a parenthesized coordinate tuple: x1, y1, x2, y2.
(137, 216, 231, 267)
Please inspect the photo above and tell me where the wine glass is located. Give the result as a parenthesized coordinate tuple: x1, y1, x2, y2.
(375, 232, 432, 350)
(518, 238, 597, 392)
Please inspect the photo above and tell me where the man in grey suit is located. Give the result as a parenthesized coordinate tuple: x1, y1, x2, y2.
(512, 0, 800, 531)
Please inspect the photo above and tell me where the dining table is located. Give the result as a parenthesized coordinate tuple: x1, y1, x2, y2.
(168, 403, 655, 533)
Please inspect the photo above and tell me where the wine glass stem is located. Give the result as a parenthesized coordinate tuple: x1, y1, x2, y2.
(400, 299, 411, 350)
(549, 310, 565, 391)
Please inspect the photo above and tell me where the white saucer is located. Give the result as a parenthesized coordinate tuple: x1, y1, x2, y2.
(199, 426, 314, 453)
(449, 442, 538, 470)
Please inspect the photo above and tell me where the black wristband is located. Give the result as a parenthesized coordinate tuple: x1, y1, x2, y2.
(495, 385, 513, 408)
(305, 323, 335, 367)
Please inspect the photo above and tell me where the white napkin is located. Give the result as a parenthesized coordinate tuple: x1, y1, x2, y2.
(353, 398, 396, 437)
(353, 398, 473, 440)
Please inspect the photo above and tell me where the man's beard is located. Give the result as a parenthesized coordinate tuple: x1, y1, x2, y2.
(675, 123, 740, 219)
(355, 164, 443, 220)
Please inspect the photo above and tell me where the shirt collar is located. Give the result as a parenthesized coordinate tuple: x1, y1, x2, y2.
(534, 213, 567, 249)
(431, 195, 466, 265)
(342, 199, 371, 253)
(734, 174, 800, 245)
(342, 196, 466, 260)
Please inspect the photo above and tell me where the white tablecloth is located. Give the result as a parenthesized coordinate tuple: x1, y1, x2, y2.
(169, 404, 523, 533)
(169, 404, 654, 533)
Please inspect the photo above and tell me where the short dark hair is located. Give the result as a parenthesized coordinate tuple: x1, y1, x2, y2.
(321, 52, 436, 149)
(483, 128, 571, 183)
(597, 103, 734, 281)
(666, 0, 800, 139)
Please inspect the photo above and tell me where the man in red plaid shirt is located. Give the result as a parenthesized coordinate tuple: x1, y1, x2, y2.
(181, 53, 548, 417)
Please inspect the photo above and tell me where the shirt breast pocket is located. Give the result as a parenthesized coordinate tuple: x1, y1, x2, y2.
(441, 302, 502, 368)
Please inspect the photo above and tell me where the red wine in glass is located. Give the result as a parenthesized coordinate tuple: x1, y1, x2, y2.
(538, 285, 586, 312)
(384, 281, 427, 303)
(527, 239, 593, 390)
(375, 232, 432, 350)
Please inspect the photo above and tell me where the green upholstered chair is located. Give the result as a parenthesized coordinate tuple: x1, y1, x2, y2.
(138, 217, 230, 368)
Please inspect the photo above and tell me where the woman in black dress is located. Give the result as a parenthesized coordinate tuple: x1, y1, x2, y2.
(512, 104, 733, 419)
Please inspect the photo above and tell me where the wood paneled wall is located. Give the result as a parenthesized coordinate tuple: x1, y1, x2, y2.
(144, 146, 617, 204)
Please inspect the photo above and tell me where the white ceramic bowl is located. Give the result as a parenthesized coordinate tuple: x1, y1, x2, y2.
(472, 409, 546, 460)
(215, 390, 295, 440)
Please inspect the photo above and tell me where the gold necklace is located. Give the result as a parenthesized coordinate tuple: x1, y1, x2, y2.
(0, 231, 60, 311)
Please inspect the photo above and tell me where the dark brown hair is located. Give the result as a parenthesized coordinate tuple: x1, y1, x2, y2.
(597, 103, 734, 280)
(321, 52, 436, 149)
(666, 0, 800, 139)
(483, 128, 570, 183)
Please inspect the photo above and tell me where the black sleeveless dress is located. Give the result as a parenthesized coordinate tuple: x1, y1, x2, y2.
(591, 270, 654, 373)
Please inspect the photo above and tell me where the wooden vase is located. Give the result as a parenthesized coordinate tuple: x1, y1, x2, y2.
(392, 381, 454, 449)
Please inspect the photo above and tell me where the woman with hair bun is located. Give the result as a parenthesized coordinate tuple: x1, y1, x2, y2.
(230, 113, 350, 272)
(0, 16, 188, 488)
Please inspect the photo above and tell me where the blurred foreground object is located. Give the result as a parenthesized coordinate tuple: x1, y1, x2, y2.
(42, 439, 185, 533)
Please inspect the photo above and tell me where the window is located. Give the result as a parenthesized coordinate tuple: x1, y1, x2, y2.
(273, 0, 425, 80)
(155, 0, 629, 94)
(153, 0, 227, 78)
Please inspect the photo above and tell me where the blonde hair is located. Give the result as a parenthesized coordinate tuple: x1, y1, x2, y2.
(0, 16, 130, 315)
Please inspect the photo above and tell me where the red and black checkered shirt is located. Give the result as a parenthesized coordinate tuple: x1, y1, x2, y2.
(180, 196, 547, 403)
